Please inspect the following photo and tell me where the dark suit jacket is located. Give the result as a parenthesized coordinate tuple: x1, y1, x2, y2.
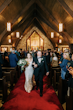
(0, 54, 3, 78)
(9, 53, 18, 67)
(65, 61, 73, 88)
(33, 56, 49, 79)
(46, 53, 50, 64)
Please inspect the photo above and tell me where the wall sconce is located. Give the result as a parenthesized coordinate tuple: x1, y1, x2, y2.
(59, 39, 62, 43)
(16, 32, 20, 38)
(9, 39, 11, 43)
(59, 23, 63, 32)
(7, 22, 11, 31)
(51, 32, 54, 38)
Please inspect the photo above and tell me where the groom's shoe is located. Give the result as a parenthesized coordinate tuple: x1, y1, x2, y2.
(40, 93, 43, 97)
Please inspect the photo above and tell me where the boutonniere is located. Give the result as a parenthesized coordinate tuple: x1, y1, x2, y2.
(41, 58, 43, 61)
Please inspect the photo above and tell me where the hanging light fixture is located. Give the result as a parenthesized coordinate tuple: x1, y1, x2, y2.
(7, 22, 11, 31)
(51, 32, 54, 38)
(16, 32, 20, 38)
(59, 39, 62, 43)
(59, 23, 63, 32)
(9, 39, 11, 43)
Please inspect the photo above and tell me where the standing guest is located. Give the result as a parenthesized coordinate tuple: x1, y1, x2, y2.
(15, 50, 20, 60)
(46, 50, 50, 65)
(50, 51, 53, 63)
(52, 53, 58, 67)
(9, 50, 18, 67)
(59, 52, 71, 80)
(0, 47, 3, 78)
(65, 52, 73, 89)
(4, 51, 9, 67)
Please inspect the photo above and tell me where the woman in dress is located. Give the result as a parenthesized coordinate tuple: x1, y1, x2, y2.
(59, 52, 70, 80)
(24, 53, 34, 93)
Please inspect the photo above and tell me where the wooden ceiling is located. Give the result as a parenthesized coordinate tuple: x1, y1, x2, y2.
(0, 0, 73, 47)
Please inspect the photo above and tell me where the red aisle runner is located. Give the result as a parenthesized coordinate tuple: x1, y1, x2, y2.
(2, 73, 63, 110)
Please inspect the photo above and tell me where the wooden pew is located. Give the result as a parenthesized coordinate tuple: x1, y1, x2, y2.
(66, 88, 73, 110)
(50, 67, 61, 86)
(0, 76, 7, 102)
(58, 76, 68, 104)
(2, 67, 18, 83)
(53, 70, 61, 90)
(2, 70, 14, 89)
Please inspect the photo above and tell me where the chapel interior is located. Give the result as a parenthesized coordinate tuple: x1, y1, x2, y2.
(0, 0, 73, 110)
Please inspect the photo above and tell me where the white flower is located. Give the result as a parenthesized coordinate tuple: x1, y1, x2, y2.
(41, 58, 43, 61)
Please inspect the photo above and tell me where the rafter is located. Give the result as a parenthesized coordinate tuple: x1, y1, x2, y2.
(35, 0, 58, 25)
(37, 10, 70, 45)
(0, 0, 12, 14)
(57, 0, 73, 17)
(0, 0, 35, 42)
(35, 18, 55, 47)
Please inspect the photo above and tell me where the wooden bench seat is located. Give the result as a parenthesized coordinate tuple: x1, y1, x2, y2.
(0, 76, 7, 102)
(66, 88, 73, 110)
(58, 76, 68, 104)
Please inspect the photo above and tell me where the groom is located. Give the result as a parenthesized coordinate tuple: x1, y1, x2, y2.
(33, 50, 49, 97)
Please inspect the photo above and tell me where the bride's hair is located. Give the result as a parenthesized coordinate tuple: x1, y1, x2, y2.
(27, 52, 32, 58)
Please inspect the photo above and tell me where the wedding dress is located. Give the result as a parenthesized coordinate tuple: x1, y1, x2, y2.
(24, 60, 34, 93)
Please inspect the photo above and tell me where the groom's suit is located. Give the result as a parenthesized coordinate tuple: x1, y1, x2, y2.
(33, 56, 49, 94)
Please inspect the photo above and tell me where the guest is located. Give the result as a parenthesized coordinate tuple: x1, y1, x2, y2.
(59, 52, 71, 80)
(52, 53, 58, 67)
(4, 51, 9, 67)
(46, 50, 50, 65)
(65, 52, 73, 89)
(50, 51, 53, 63)
(9, 50, 18, 67)
(0, 47, 3, 78)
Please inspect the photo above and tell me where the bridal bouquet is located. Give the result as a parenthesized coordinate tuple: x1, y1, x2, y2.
(17, 59, 27, 66)
(17, 59, 29, 71)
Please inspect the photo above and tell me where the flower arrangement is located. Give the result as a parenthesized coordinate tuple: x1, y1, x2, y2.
(17, 59, 28, 66)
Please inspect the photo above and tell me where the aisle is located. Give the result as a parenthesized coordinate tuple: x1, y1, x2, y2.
(2, 73, 63, 110)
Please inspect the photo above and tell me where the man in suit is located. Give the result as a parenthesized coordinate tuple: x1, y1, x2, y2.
(9, 50, 18, 67)
(0, 46, 3, 78)
(33, 50, 49, 97)
(0, 54, 3, 78)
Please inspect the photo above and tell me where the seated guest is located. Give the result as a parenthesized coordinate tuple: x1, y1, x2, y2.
(52, 53, 58, 67)
(59, 52, 70, 80)
(9, 50, 18, 67)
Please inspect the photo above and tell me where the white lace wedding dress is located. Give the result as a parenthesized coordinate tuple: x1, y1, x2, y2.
(24, 60, 34, 93)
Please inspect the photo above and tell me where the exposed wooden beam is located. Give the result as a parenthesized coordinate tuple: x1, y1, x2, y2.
(35, 0, 58, 25)
(0, 0, 12, 14)
(0, 0, 35, 42)
(35, 0, 71, 45)
(37, 10, 70, 45)
(57, 0, 73, 17)
(16, 24, 34, 47)
(35, 18, 55, 47)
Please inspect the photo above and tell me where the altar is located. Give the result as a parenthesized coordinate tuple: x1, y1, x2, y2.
(26, 31, 44, 50)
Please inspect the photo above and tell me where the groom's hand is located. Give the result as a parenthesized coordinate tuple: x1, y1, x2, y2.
(34, 64, 38, 68)
(46, 72, 49, 76)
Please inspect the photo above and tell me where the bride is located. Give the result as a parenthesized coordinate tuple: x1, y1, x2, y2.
(24, 53, 34, 93)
